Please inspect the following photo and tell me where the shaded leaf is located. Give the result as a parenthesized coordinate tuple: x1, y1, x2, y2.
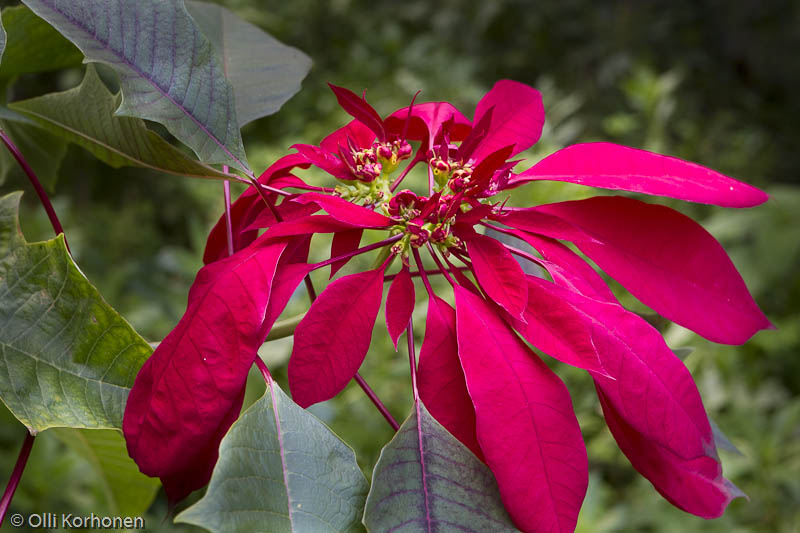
(508, 230, 617, 302)
(543, 280, 718, 461)
(292, 191, 393, 227)
(417, 295, 482, 460)
(23, 0, 247, 169)
(289, 265, 386, 407)
(10, 65, 229, 179)
(596, 385, 743, 519)
(329, 228, 362, 278)
(327, 83, 385, 140)
(466, 233, 527, 319)
(0, 191, 151, 433)
(536, 196, 773, 344)
(363, 400, 518, 532)
(510, 277, 610, 375)
(176, 377, 367, 533)
(0, 5, 82, 78)
(123, 238, 288, 502)
(52, 428, 160, 516)
(455, 286, 588, 533)
(185, 0, 311, 127)
(384, 101, 472, 143)
(385, 265, 415, 349)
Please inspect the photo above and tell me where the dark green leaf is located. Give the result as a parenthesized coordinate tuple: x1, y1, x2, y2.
(176, 375, 367, 533)
(22, 0, 248, 170)
(0, 5, 83, 78)
(185, 1, 311, 127)
(0, 118, 67, 191)
(363, 401, 519, 532)
(0, 191, 152, 433)
(11, 65, 229, 180)
(51, 428, 160, 516)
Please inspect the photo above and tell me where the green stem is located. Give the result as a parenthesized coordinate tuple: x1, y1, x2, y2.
(265, 312, 306, 341)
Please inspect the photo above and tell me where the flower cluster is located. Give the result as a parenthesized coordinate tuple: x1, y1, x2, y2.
(123, 80, 771, 531)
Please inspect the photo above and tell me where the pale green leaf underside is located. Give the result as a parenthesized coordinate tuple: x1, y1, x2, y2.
(176, 378, 367, 533)
(11, 65, 229, 180)
(0, 5, 83, 77)
(364, 401, 519, 532)
(0, 192, 152, 433)
(52, 428, 160, 516)
(186, 1, 311, 127)
(22, 0, 248, 170)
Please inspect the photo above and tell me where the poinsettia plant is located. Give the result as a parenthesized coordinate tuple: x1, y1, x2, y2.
(122, 79, 771, 531)
(0, 1, 775, 531)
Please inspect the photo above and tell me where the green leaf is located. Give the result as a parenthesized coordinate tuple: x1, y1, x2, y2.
(176, 376, 368, 533)
(364, 401, 519, 532)
(51, 428, 160, 516)
(185, 1, 311, 127)
(0, 191, 152, 433)
(22, 0, 248, 170)
(0, 5, 83, 78)
(11, 65, 229, 180)
(0, 118, 67, 191)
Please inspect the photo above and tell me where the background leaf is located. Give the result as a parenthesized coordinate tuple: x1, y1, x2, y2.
(0, 5, 82, 78)
(51, 428, 160, 516)
(185, 0, 311, 127)
(176, 376, 368, 533)
(363, 400, 519, 532)
(11, 65, 229, 179)
(0, 116, 67, 191)
(22, 0, 248, 169)
(0, 191, 151, 432)
(0, 10, 6, 65)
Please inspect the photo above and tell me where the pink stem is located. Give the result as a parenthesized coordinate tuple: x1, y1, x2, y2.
(412, 248, 435, 298)
(389, 151, 423, 192)
(254, 356, 272, 383)
(384, 265, 468, 282)
(353, 374, 399, 431)
(478, 222, 547, 267)
(223, 168, 235, 257)
(425, 243, 456, 286)
(309, 234, 403, 272)
(0, 431, 34, 526)
(285, 184, 336, 193)
(407, 319, 418, 402)
(0, 129, 68, 252)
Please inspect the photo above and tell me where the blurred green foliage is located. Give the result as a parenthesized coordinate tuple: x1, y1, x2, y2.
(0, 0, 798, 531)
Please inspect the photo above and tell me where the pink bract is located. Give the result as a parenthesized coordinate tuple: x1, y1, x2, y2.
(123, 79, 769, 530)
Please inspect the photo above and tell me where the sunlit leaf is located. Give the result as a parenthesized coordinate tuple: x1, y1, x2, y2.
(22, 0, 248, 170)
(51, 428, 160, 516)
(0, 191, 152, 432)
(185, 0, 311, 127)
(176, 376, 367, 533)
(11, 65, 229, 179)
(363, 400, 518, 532)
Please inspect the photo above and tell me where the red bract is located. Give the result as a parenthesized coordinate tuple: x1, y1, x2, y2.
(123, 79, 771, 530)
